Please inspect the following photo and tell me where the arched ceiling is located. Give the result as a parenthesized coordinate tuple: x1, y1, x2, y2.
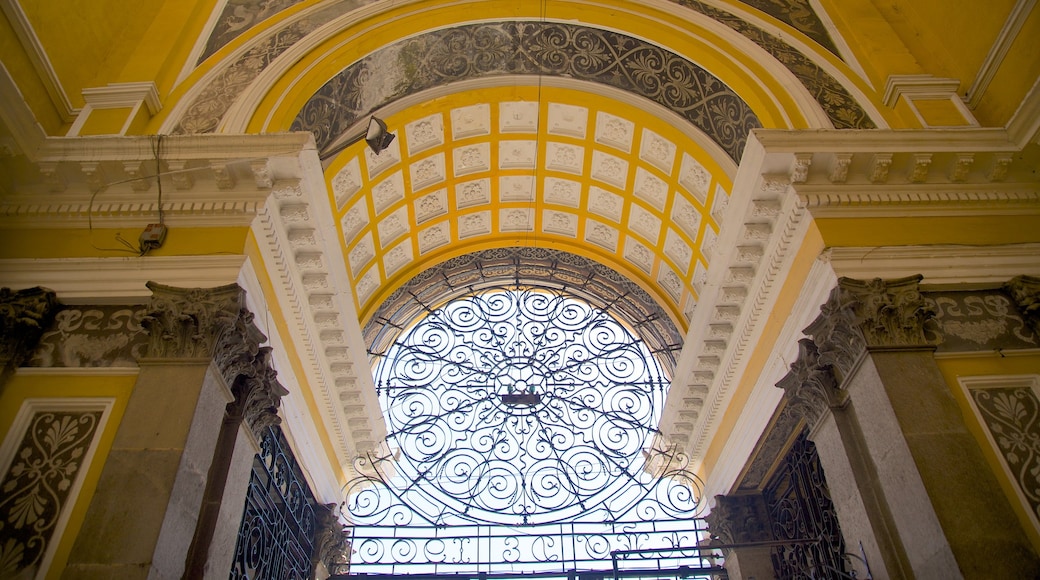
(326, 85, 734, 331)
(157, 0, 885, 339)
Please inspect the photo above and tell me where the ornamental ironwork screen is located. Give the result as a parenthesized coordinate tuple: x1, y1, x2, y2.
(340, 286, 721, 578)
(764, 430, 850, 579)
(230, 425, 320, 580)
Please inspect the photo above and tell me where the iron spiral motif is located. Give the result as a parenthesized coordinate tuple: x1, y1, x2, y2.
(345, 286, 704, 531)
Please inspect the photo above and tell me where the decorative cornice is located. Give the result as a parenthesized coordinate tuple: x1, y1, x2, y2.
(706, 493, 772, 545)
(0, 286, 59, 375)
(1005, 275, 1040, 337)
(823, 244, 1040, 287)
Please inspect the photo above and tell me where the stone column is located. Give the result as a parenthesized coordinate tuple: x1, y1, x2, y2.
(777, 275, 1040, 579)
(705, 494, 775, 580)
(0, 286, 58, 389)
(63, 282, 279, 580)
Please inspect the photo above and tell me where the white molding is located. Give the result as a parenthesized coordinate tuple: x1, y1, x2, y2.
(68, 82, 162, 137)
(0, 397, 116, 580)
(957, 373, 1040, 534)
(702, 256, 837, 498)
(753, 127, 1017, 152)
(0, 61, 47, 156)
(1007, 75, 1040, 147)
(965, 0, 1038, 109)
(883, 75, 979, 128)
(0, 255, 246, 302)
(0, 0, 77, 121)
(237, 257, 343, 504)
(174, 0, 229, 86)
(824, 244, 1040, 287)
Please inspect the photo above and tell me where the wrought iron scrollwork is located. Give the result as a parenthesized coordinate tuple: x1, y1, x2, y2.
(764, 431, 850, 579)
(342, 286, 710, 574)
(230, 426, 321, 580)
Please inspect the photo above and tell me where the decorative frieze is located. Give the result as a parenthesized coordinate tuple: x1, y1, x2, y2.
(0, 286, 59, 379)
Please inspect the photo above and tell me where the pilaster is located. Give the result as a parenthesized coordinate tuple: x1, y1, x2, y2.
(777, 275, 1040, 579)
(64, 282, 284, 580)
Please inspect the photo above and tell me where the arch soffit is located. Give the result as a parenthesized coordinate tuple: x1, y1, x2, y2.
(159, 0, 885, 139)
(364, 247, 685, 380)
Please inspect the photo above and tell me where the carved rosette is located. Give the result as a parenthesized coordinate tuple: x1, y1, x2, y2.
(142, 282, 286, 434)
(776, 339, 842, 429)
(0, 286, 59, 373)
(706, 494, 772, 546)
(1005, 275, 1040, 337)
(312, 503, 351, 577)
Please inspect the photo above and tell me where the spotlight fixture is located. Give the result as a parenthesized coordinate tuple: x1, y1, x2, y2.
(319, 115, 397, 162)
(365, 116, 396, 154)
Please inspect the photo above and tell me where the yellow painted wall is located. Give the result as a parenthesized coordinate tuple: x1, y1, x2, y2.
(936, 352, 1040, 552)
(0, 371, 136, 579)
(0, 226, 250, 259)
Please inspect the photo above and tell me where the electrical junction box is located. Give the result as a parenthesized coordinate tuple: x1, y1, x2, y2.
(139, 223, 168, 250)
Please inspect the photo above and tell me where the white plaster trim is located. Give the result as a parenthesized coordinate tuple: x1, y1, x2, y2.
(809, 0, 870, 83)
(701, 257, 837, 498)
(0, 397, 115, 580)
(794, 184, 1040, 218)
(957, 373, 1040, 534)
(0, 255, 246, 302)
(753, 127, 1018, 152)
(882, 75, 979, 129)
(237, 258, 343, 504)
(174, 0, 230, 87)
(1007, 75, 1040, 147)
(0, 61, 47, 156)
(965, 0, 1038, 109)
(0, 0, 77, 121)
(824, 244, 1040, 288)
(67, 82, 162, 137)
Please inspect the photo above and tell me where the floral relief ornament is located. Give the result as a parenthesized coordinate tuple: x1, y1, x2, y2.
(0, 412, 101, 576)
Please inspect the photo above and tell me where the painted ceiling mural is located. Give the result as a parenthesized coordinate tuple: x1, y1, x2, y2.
(173, 0, 874, 138)
(291, 22, 761, 163)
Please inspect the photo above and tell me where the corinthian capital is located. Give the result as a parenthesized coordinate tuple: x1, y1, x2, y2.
(0, 286, 59, 370)
(229, 347, 288, 439)
(806, 276, 933, 383)
(776, 338, 842, 429)
(142, 282, 250, 359)
(706, 493, 771, 545)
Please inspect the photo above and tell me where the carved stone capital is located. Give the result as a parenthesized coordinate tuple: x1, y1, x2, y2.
(776, 339, 842, 429)
(228, 348, 288, 439)
(312, 503, 351, 577)
(706, 493, 772, 546)
(806, 276, 933, 383)
(0, 286, 59, 371)
(1005, 275, 1040, 337)
(142, 282, 250, 359)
